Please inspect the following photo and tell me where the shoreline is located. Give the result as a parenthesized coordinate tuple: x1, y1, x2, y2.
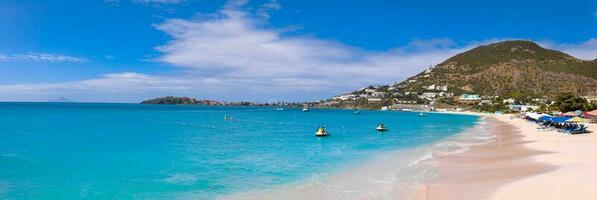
(219, 113, 491, 200)
(219, 111, 597, 199)
(489, 114, 597, 199)
(421, 112, 597, 199)
(417, 115, 555, 199)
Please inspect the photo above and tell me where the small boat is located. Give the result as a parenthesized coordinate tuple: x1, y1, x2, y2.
(376, 124, 388, 132)
(302, 105, 310, 112)
(354, 110, 361, 114)
(224, 115, 231, 120)
(315, 127, 329, 137)
(275, 108, 284, 111)
(417, 112, 426, 117)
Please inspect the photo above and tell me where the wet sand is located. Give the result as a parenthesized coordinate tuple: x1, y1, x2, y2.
(417, 116, 556, 200)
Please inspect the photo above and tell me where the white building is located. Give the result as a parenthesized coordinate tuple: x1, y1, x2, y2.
(439, 92, 454, 97)
(438, 85, 448, 91)
(368, 98, 382, 103)
(371, 92, 386, 98)
(420, 92, 438, 98)
(334, 94, 357, 101)
(503, 98, 516, 104)
(459, 94, 481, 101)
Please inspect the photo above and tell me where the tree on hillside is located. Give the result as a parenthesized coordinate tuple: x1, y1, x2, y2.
(550, 93, 592, 112)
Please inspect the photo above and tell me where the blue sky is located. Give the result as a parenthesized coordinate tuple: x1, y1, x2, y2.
(0, 0, 596, 102)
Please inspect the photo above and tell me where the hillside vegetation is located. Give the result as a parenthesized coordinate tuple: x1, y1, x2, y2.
(404, 40, 597, 98)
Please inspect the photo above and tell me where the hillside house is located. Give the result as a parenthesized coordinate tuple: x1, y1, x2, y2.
(371, 92, 386, 98)
(368, 98, 382, 103)
(334, 94, 356, 101)
(420, 92, 438, 98)
(459, 94, 481, 101)
(439, 92, 454, 97)
(503, 98, 516, 104)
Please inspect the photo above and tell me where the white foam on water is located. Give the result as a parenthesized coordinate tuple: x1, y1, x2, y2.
(217, 117, 496, 200)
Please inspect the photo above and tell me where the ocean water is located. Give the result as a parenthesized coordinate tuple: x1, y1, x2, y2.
(0, 103, 479, 199)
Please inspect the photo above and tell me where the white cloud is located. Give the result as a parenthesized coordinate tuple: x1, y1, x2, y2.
(1, 3, 594, 102)
(539, 38, 597, 60)
(152, 5, 475, 95)
(0, 53, 88, 63)
(257, 0, 281, 19)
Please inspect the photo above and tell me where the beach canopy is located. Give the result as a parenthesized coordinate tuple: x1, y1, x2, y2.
(539, 116, 572, 123)
(525, 112, 549, 120)
(538, 116, 553, 121)
(567, 116, 590, 123)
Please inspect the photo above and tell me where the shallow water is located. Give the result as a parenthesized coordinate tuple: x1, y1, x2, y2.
(0, 103, 478, 199)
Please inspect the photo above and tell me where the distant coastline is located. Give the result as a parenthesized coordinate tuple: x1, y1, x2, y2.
(140, 96, 312, 108)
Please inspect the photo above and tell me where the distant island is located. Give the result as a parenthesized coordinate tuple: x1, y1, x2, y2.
(141, 96, 222, 105)
(50, 96, 73, 103)
(141, 96, 307, 107)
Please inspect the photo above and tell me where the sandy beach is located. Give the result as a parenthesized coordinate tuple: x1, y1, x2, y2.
(422, 113, 597, 200)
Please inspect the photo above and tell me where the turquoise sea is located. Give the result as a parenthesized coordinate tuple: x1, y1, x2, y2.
(0, 103, 479, 199)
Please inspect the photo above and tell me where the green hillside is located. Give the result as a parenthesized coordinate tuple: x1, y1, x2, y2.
(404, 40, 597, 98)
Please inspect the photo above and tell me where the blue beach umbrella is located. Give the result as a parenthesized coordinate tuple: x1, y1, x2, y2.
(550, 116, 573, 123)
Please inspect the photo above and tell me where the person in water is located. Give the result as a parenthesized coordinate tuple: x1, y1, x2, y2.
(318, 127, 327, 133)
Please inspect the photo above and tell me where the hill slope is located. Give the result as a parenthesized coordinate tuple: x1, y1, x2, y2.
(399, 40, 597, 98)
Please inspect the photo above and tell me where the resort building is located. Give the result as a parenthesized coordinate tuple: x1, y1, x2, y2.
(368, 98, 382, 103)
(459, 94, 481, 101)
(371, 92, 386, 98)
(439, 92, 454, 97)
(420, 92, 438, 99)
(333, 94, 357, 101)
(508, 105, 540, 112)
(503, 98, 516, 104)
(364, 88, 376, 93)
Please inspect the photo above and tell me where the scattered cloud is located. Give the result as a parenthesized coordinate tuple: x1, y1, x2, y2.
(257, 0, 281, 19)
(105, 55, 116, 60)
(538, 38, 597, 60)
(1, 2, 594, 102)
(0, 72, 192, 93)
(0, 53, 88, 63)
(152, 3, 475, 95)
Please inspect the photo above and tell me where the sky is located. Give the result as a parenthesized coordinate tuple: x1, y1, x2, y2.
(0, 0, 595, 103)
